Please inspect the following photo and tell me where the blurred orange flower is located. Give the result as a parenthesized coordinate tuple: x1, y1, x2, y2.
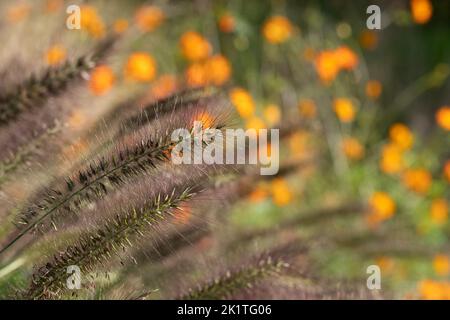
(314, 47, 358, 83)
(263, 104, 281, 126)
(376, 256, 395, 273)
(411, 0, 433, 24)
(436, 106, 450, 131)
(194, 112, 215, 129)
(333, 98, 356, 123)
(402, 168, 432, 194)
(342, 137, 365, 161)
(289, 131, 310, 159)
(314, 50, 340, 83)
(80, 5, 105, 38)
(359, 30, 378, 50)
(248, 183, 269, 203)
(7, 4, 31, 23)
(444, 160, 450, 183)
(89, 65, 115, 95)
(185, 62, 208, 87)
(45, 0, 63, 13)
(135, 6, 165, 32)
(271, 178, 293, 206)
(262, 15, 294, 44)
(430, 198, 448, 226)
(368, 192, 396, 224)
(380, 143, 405, 174)
(298, 99, 317, 119)
(218, 13, 236, 33)
(205, 55, 232, 86)
(334, 46, 358, 70)
(124, 52, 157, 82)
(113, 19, 129, 34)
(150, 74, 178, 100)
(389, 123, 414, 150)
(246, 117, 266, 131)
(174, 205, 192, 224)
(419, 280, 450, 300)
(45, 44, 67, 66)
(365, 80, 382, 99)
(434, 255, 450, 276)
(230, 88, 255, 119)
(180, 31, 212, 62)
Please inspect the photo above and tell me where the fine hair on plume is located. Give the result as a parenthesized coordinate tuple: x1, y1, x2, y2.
(173, 244, 299, 300)
(0, 97, 230, 258)
(0, 36, 116, 127)
(22, 162, 230, 299)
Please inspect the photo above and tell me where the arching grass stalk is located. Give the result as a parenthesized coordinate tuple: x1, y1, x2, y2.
(179, 254, 289, 300)
(0, 141, 171, 255)
(121, 87, 218, 133)
(1, 108, 226, 256)
(24, 187, 195, 300)
(0, 37, 115, 126)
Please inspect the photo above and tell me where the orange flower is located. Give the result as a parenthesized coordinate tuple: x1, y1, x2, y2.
(314, 47, 358, 83)
(218, 12, 235, 33)
(205, 55, 232, 86)
(270, 178, 293, 206)
(402, 168, 432, 194)
(333, 98, 356, 123)
(365, 80, 382, 99)
(89, 65, 115, 95)
(369, 192, 396, 222)
(359, 30, 378, 50)
(124, 52, 157, 82)
(262, 15, 294, 44)
(430, 198, 448, 225)
(376, 256, 395, 273)
(180, 31, 211, 62)
(419, 279, 450, 300)
(230, 88, 255, 119)
(434, 255, 450, 276)
(185, 62, 208, 87)
(80, 5, 105, 38)
(45, 44, 66, 66)
(289, 131, 310, 159)
(113, 19, 129, 34)
(135, 6, 165, 32)
(380, 143, 405, 174)
(194, 111, 215, 129)
(342, 137, 365, 160)
(411, 0, 433, 24)
(150, 74, 178, 100)
(6, 4, 31, 23)
(298, 99, 317, 119)
(314, 50, 340, 83)
(389, 123, 414, 150)
(263, 104, 281, 126)
(174, 205, 192, 224)
(444, 160, 450, 183)
(248, 183, 269, 203)
(334, 46, 358, 70)
(246, 117, 266, 131)
(262, 16, 294, 44)
(436, 106, 450, 131)
(45, 0, 63, 13)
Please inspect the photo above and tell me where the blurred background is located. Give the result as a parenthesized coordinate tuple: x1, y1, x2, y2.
(0, 0, 449, 299)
